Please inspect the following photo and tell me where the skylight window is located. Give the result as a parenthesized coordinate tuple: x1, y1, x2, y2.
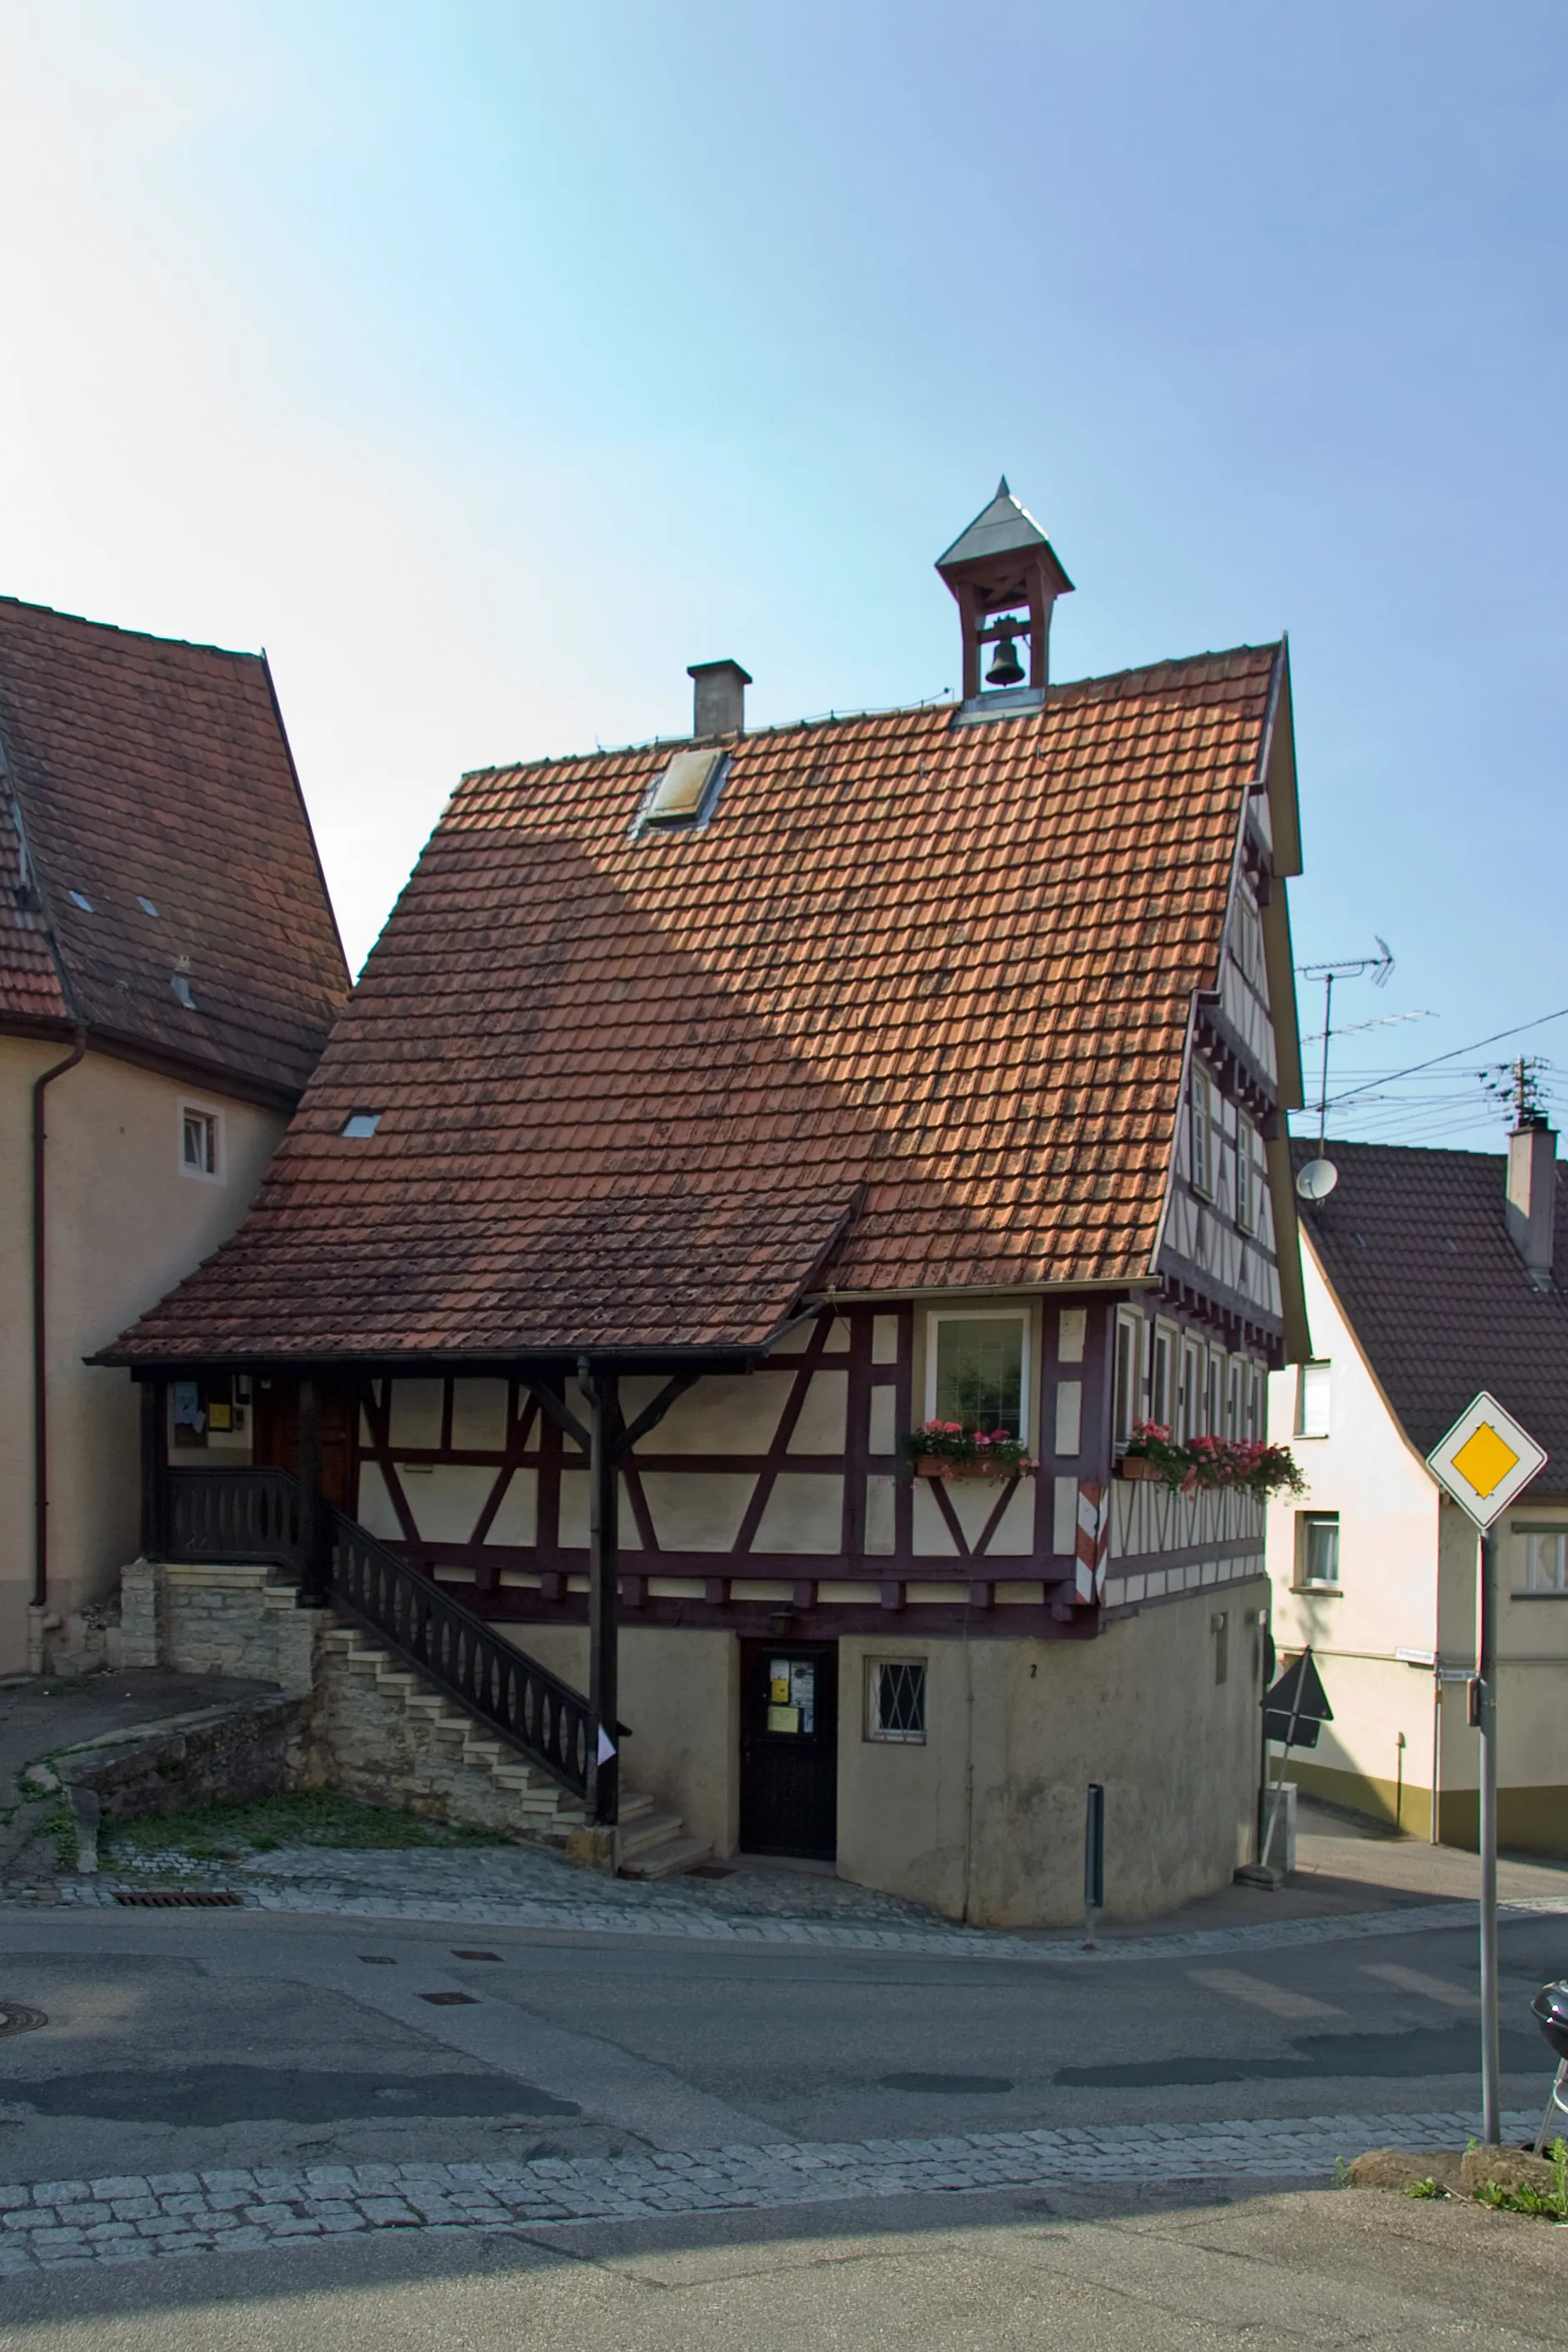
(341, 1112, 382, 1138)
(68, 889, 93, 912)
(170, 972, 195, 1009)
(636, 748, 728, 835)
(138, 895, 160, 917)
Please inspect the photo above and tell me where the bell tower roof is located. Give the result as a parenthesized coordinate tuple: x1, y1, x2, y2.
(936, 478, 1073, 585)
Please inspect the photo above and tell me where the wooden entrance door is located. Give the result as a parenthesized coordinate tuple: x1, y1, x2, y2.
(253, 1378, 354, 1510)
(739, 1641, 837, 1859)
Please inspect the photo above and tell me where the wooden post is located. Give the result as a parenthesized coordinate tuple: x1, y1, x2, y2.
(139, 1378, 168, 1560)
(297, 1374, 329, 1606)
(583, 1356, 620, 1828)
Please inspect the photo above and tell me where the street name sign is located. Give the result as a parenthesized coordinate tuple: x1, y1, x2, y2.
(1425, 1391, 1546, 1528)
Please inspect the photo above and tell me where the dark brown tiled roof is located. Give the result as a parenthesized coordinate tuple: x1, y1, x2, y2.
(0, 598, 349, 1096)
(1297, 1137, 1568, 1477)
(106, 645, 1284, 1362)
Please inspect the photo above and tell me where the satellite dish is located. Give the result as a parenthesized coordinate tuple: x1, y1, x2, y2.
(1295, 1157, 1339, 1203)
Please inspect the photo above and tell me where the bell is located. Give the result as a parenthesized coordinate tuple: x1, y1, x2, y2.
(986, 631, 1024, 687)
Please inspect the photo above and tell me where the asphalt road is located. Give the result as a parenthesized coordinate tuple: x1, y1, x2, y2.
(2, 1900, 1564, 2180)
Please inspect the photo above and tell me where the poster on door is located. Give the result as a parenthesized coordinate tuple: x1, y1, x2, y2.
(766, 1657, 816, 1736)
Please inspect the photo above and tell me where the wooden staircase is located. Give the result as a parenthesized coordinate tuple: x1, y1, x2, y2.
(320, 1620, 711, 1879)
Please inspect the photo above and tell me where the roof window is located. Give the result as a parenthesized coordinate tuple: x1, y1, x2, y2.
(170, 972, 195, 1010)
(138, 895, 160, 917)
(68, 889, 93, 911)
(341, 1112, 382, 1138)
(636, 748, 729, 837)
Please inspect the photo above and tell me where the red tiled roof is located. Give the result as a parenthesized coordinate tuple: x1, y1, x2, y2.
(1296, 1138, 1568, 1479)
(106, 645, 1284, 1361)
(0, 598, 349, 1097)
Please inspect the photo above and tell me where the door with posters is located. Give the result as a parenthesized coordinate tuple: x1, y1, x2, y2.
(739, 1641, 838, 1859)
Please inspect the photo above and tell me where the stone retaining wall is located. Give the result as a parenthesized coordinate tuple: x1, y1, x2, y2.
(120, 1560, 321, 1696)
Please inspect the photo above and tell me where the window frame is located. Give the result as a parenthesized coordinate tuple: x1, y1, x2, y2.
(1178, 1334, 1204, 1443)
(1297, 1510, 1341, 1590)
(865, 1656, 928, 1745)
(1113, 1309, 1143, 1451)
(1234, 1115, 1260, 1235)
(1204, 1348, 1226, 1440)
(1520, 1526, 1568, 1595)
(178, 1102, 224, 1184)
(1295, 1359, 1331, 1440)
(1149, 1321, 1177, 1431)
(1189, 1063, 1217, 1200)
(923, 1308, 1032, 1442)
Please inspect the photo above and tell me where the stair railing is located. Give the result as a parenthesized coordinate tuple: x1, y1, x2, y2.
(160, 1466, 592, 1802)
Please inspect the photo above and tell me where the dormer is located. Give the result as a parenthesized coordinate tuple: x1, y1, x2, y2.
(936, 478, 1073, 719)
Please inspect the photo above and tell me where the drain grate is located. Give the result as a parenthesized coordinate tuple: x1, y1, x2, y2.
(418, 1991, 479, 2005)
(113, 1890, 244, 1908)
(0, 2002, 48, 2037)
(450, 1949, 502, 1962)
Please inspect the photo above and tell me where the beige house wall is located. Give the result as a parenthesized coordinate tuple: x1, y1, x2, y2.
(0, 1036, 287, 1672)
(508, 1588, 1265, 1926)
(1265, 1230, 1568, 1852)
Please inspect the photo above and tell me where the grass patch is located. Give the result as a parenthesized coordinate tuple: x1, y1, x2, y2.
(103, 1788, 510, 1858)
(1473, 2139, 1568, 2222)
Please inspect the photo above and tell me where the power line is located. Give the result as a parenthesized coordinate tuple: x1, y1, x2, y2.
(1324, 1006, 1568, 1111)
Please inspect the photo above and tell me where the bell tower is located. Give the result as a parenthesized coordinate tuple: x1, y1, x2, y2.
(935, 480, 1073, 711)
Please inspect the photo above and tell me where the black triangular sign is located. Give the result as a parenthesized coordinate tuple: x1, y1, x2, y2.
(1263, 1646, 1332, 1734)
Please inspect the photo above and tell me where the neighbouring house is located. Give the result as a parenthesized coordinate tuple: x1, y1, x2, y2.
(1266, 1128, 1568, 1852)
(0, 597, 349, 1675)
(102, 483, 1311, 1923)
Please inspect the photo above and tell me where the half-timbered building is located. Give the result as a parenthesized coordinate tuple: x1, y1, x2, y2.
(103, 485, 1310, 1923)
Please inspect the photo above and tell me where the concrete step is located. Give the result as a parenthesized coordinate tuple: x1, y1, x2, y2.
(617, 1808, 685, 1859)
(618, 1790, 656, 1825)
(620, 1833, 712, 1882)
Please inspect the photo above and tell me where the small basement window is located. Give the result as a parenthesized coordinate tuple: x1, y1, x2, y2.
(636, 747, 728, 834)
(342, 1111, 383, 1138)
(180, 1105, 222, 1180)
(867, 1659, 927, 1744)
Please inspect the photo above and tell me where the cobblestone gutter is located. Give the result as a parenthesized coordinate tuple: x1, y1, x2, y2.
(0, 2111, 1536, 2273)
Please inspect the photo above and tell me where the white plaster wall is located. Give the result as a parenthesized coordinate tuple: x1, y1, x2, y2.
(0, 1038, 287, 1673)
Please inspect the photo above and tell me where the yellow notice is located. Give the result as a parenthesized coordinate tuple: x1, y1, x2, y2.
(767, 1705, 801, 1735)
(1451, 1421, 1521, 1500)
(769, 1676, 790, 1704)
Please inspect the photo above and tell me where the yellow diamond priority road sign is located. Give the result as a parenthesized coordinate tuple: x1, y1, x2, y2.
(1427, 1392, 1547, 1528)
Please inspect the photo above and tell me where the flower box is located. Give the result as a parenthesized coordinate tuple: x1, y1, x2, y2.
(1117, 1453, 1164, 1482)
(913, 1455, 1018, 1481)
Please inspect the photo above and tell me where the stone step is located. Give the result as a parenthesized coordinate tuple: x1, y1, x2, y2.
(620, 1833, 712, 1882)
(618, 1790, 656, 1824)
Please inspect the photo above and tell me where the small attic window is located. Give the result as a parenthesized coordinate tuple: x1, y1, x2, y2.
(138, 895, 160, 917)
(68, 889, 93, 912)
(341, 1111, 382, 1138)
(636, 747, 728, 836)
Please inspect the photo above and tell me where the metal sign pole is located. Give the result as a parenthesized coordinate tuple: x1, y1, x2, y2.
(1479, 1525, 1501, 2147)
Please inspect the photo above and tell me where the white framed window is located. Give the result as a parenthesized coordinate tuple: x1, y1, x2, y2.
(179, 1103, 223, 1182)
(1113, 1309, 1142, 1450)
(1521, 1528, 1568, 1594)
(1235, 1117, 1262, 1235)
(1226, 1356, 1246, 1440)
(925, 1310, 1029, 1442)
(1295, 1359, 1331, 1439)
(1179, 1335, 1203, 1442)
(866, 1658, 927, 1744)
(1247, 1361, 1266, 1440)
(1205, 1349, 1225, 1439)
(1149, 1323, 1176, 1430)
(1189, 1063, 1218, 1199)
(1297, 1511, 1340, 1587)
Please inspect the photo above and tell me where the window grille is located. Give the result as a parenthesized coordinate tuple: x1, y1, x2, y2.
(867, 1659, 927, 1743)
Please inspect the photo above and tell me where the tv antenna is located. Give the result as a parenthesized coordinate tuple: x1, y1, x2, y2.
(1293, 937, 1395, 1202)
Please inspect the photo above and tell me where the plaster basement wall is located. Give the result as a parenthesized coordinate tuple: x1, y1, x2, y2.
(507, 1586, 1267, 1927)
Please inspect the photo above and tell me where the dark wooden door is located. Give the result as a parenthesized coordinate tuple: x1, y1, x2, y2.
(253, 1378, 354, 1510)
(739, 1641, 837, 1859)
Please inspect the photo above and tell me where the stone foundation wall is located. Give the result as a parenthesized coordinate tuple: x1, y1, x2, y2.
(289, 1646, 548, 1837)
(63, 1695, 306, 1827)
(120, 1560, 321, 1696)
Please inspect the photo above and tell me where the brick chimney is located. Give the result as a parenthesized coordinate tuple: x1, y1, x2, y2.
(688, 660, 751, 740)
(1505, 1119, 1557, 1290)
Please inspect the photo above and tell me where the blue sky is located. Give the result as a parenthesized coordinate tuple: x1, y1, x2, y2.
(1, 2, 1563, 1147)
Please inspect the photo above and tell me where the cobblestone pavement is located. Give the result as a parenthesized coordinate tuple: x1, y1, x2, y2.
(28, 1853, 1568, 1964)
(0, 2108, 1533, 2274)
